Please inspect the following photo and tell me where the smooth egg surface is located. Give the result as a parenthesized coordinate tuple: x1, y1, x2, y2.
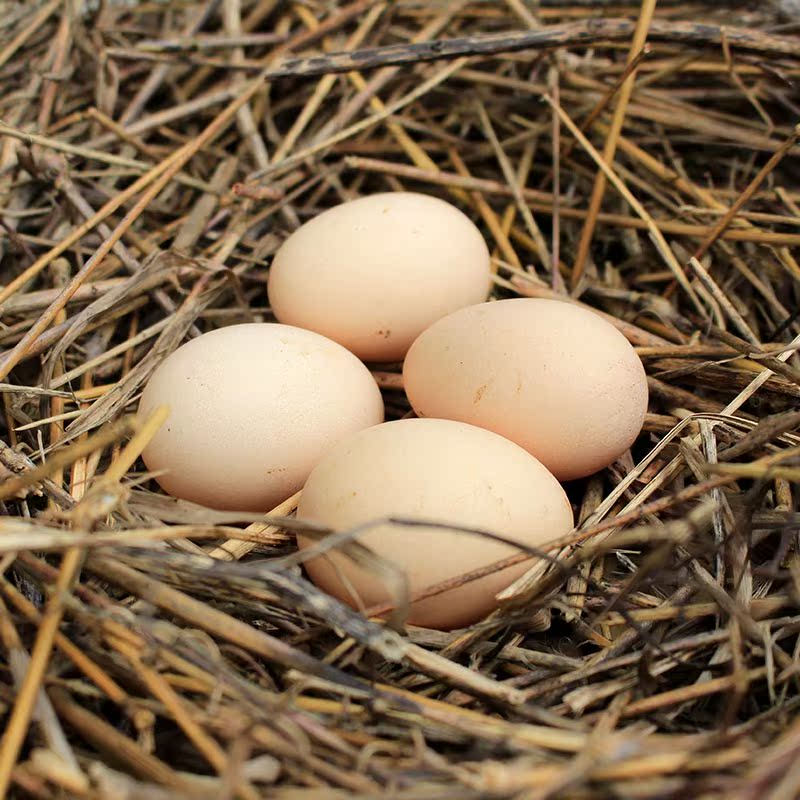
(297, 418, 573, 630)
(139, 323, 384, 511)
(267, 192, 491, 362)
(403, 298, 648, 481)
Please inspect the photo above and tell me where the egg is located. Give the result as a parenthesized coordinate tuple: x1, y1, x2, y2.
(267, 192, 491, 362)
(297, 418, 573, 630)
(139, 323, 384, 511)
(403, 298, 648, 481)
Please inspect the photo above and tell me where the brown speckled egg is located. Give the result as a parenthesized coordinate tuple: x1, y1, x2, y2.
(297, 418, 573, 630)
(403, 298, 648, 481)
(139, 323, 384, 511)
(267, 192, 491, 362)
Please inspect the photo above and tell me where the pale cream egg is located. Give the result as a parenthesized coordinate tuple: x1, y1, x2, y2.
(267, 192, 491, 362)
(403, 298, 648, 481)
(139, 323, 384, 511)
(296, 418, 573, 630)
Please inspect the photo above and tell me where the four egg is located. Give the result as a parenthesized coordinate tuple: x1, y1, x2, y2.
(139, 192, 649, 629)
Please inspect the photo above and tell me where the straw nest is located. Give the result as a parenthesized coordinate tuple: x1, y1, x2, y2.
(1, 1, 800, 798)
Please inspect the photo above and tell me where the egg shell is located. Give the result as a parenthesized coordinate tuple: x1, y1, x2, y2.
(139, 323, 384, 511)
(297, 418, 573, 630)
(267, 192, 491, 362)
(403, 298, 648, 481)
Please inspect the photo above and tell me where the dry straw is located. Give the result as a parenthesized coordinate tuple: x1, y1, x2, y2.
(1, 1, 800, 798)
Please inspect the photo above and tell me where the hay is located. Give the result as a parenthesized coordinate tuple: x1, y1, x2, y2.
(1, 1, 799, 797)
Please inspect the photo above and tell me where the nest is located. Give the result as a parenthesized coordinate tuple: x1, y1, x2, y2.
(1, 1, 800, 798)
